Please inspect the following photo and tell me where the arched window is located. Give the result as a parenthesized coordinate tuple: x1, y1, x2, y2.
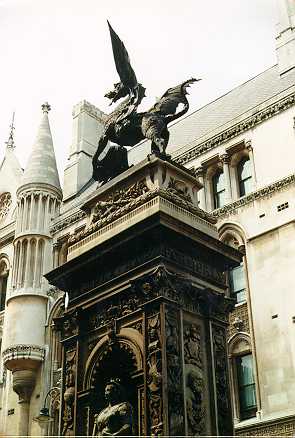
(212, 170, 225, 209)
(229, 263, 246, 304)
(237, 157, 252, 197)
(0, 260, 9, 311)
(229, 335, 257, 422)
(236, 353, 256, 420)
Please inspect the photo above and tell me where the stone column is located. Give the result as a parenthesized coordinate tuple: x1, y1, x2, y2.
(246, 141, 257, 190)
(36, 194, 43, 231)
(220, 154, 232, 205)
(195, 167, 207, 211)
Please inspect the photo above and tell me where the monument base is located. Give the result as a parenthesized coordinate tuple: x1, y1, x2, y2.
(46, 155, 241, 436)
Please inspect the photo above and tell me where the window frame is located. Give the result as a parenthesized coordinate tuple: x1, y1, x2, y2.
(237, 157, 253, 197)
(212, 169, 226, 209)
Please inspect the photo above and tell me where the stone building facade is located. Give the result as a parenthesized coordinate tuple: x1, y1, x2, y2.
(1, 1, 295, 436)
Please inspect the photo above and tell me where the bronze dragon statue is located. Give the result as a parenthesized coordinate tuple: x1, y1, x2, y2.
(92, 21, 200, 183)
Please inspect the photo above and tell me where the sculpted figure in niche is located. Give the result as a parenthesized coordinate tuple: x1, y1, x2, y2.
(92, 379, 133, 437)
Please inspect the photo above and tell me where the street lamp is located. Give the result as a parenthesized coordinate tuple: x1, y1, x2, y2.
(34, 386, 60, 427)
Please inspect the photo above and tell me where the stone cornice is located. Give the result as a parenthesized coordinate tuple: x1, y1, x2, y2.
(175, 90, 295, 165)
(51, 209, 86, 234)
(212, 173, 295, 218)
(2, 344, 45, 365)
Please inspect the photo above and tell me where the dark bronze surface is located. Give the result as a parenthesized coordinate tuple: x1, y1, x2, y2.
(92, 22, 200, 183)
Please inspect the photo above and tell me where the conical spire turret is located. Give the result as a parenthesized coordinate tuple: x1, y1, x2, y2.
(21, 103, 61, 190)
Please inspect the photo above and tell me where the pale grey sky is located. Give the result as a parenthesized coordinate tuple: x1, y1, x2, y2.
(0, 0, 277, 180)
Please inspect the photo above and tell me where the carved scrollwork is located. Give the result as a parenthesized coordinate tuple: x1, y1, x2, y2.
(92, 180, 149, 224)
(147, 313, 163, 436)
(167, 177, 192, 204)
(183, 322, 206, 436)
(212, 324, 232, 436)
(62, 349, 77, 436)
(0, 192, 11, 221)
(165, 310, 184, 435)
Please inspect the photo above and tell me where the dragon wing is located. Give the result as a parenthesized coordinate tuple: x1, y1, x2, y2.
(107, 21, 138, 90)
(150, 78, 200, 115)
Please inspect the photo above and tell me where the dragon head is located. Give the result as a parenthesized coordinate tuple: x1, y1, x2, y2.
(105, 82, 146, 106)
(105, 82, 128, 104)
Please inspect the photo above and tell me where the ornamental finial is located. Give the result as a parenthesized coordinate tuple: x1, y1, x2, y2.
(41, 102, 51, 114)
(5, 112, 15, 150)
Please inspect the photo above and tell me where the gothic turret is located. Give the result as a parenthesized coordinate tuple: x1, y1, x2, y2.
(2, 104, 62, 436)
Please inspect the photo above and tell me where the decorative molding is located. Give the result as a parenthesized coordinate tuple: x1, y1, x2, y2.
(236, 417, 295, 436)
(0, 192, 12, 222)
(228, 302, 250, 338)
(69, 187, 216, 246)
(175, 91, 295, 165)
(212, 173, 295, 218)
(51, 209, 86, 233)
(2, 344, 45, 365)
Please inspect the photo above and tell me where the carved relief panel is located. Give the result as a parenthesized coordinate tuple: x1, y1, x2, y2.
(211, 323, 233, 436)
(183, 317, 210, 436)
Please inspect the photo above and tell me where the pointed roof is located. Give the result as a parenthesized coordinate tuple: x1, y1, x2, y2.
(21, 103, 61, 191)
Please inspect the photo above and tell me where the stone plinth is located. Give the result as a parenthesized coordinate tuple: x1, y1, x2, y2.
(46, 156, 241, 437)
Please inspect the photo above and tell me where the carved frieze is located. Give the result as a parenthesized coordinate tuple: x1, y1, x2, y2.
(213, 173, 295, 218)
(175, 91, 295, 165)
(51, 209, 86, 233)
(91, 180, 149, 223)
(237, 418, 295, 437)
(184, 322, 206, 436)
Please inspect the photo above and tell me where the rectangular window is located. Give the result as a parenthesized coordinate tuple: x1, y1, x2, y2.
(229, 264, 246, 303)
(236, 354, 257, 420)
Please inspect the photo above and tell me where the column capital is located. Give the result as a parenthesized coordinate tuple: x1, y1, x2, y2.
(245, 140, 253, 152)
(195, 166, 205, 178)
(219, 153, 230, 164)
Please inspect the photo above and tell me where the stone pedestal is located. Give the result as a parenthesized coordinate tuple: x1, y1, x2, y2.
(46, 156, 241, 437)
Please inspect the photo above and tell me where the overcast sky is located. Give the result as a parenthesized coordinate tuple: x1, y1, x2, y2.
(0, 0, 278, 180)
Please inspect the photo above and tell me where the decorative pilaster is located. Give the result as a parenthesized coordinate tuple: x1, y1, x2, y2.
(195, 166, 207, 210)
(246, 140, 257, 190)
(220, 153, 232, 204)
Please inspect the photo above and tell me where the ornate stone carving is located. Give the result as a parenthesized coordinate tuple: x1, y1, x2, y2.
(175, 91, 295, 165)
(213, 173, 295, 218)
(237, 417, 295, 436)
(167, 178, 192, 203)
(51, 209, 86, 233)
(184, 323, 206, 436)
(0, 192, 12, 222)
(165, 309, 184, 436)
(146, 313, 163, 436)
(12, 369, 36, 403)
(91, 180, 149, 223)
(2, 344, 45, 366)
(62, 349, 77, 436)
(228, 302, 250, 338)
(62, 311, 79, 339)
(212, 325, 232, 436)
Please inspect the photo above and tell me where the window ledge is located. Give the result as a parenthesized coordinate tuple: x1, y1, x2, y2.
(212, 172, 295, 218)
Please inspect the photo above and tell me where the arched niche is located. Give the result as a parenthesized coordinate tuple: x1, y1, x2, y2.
(83, 328, 144, 436)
